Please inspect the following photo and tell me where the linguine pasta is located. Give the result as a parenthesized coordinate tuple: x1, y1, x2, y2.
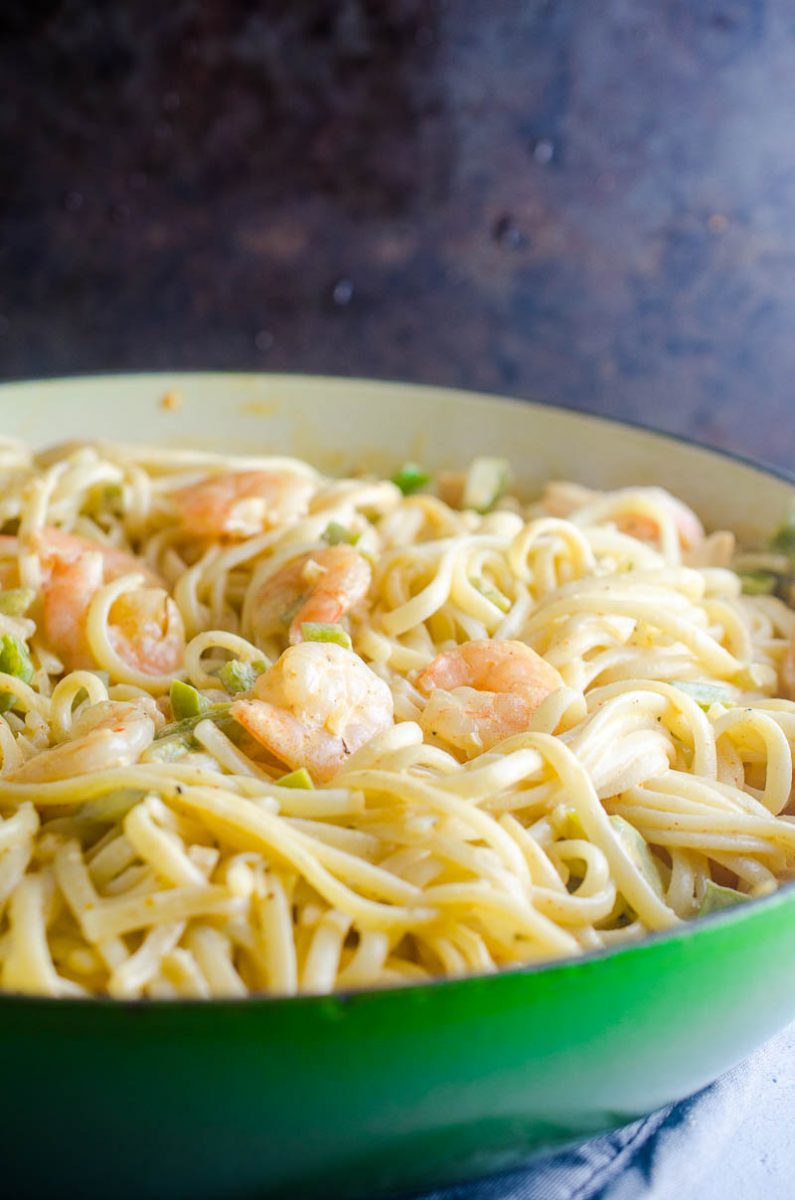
(0, 437, 793, 999)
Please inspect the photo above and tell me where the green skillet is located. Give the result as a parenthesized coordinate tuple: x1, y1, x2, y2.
(1, 374, 794, 1200)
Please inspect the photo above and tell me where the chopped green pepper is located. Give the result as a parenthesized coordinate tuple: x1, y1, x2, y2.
(322, 521, 360, 546)
(217, 659, 267, 696)
(555, 806, 586, 840)
(738, 570, 777, 596)
(769, 508, 795, 557)
(156, 702, 233, 743)
(84, 481, 125, 518)
(0, 588, 35, 616)
(673, 680, 733, 710)
(610, 814, 664, 896)
(699, 879, 750, 916)
(73, 790, 144, 826)
(0, 634, 34, 684)
(470, 576, 512, 613)
(301, 622, 353, 650)
(103, 482, 124, 506)
(462, 457, 511, 513)
(170, 679, 212, 721)
(391, 463, 431, 496)
(276, 767, 315, 790)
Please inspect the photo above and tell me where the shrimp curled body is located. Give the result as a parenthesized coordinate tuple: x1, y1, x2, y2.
(6, 699, 159, 784)
(31, 530, 184, 676)
(540, 483, 704, 552)
(172, 471, 313, 539)
(416, 638, 564, 757)
(253, 546, 371, 646)
(230, 641, 393, 782)
(107, 588, 185, 677)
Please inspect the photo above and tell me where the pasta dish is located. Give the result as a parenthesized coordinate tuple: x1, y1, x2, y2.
(0, 438, 793, 999)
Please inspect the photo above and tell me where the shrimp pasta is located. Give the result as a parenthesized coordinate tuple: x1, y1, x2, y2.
(0, 437, 793, 999)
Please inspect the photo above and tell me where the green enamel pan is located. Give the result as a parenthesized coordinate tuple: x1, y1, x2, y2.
(1, 374, 794, 1200)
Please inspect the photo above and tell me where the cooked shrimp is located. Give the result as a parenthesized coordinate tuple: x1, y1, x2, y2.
(437, 471, 466, 509)
(42, 552, 105, 670)
(686, 530, 736, 568)
(172, 471, 314, 539)
(230, 641, 393, 782)
(33, 530, 184, 675)
(108, 588, 185, 676)
(540, 483, 703, 551)
(253, 546, 371, 645)
(6, 699, 158, 783)
(539, 482, 599, 519)
(620, 501, 703, 552)
(0, 528, 159, 595)
(416, 639, 563, 757)
(34, 528, 162, 586)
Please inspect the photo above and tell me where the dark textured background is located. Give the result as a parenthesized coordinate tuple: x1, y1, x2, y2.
(1, 0, 793, 467)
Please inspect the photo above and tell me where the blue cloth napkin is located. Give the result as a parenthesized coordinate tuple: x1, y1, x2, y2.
(420, 1022, 795, 1200)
